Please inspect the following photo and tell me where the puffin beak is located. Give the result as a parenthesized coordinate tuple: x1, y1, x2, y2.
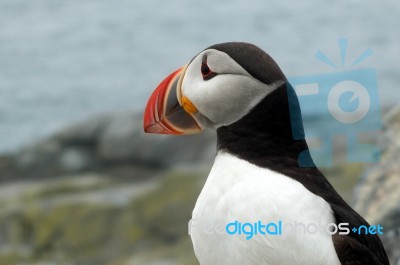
(143, 66, 202, 134)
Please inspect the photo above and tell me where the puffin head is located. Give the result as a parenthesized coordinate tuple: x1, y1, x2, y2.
(143, 42, 289, 135)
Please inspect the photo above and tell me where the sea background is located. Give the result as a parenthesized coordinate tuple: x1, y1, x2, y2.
(0, 0, 399, 153)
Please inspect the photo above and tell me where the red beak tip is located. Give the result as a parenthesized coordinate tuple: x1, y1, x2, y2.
(142, 66, 201, 135)
(143, 123, 158, 134)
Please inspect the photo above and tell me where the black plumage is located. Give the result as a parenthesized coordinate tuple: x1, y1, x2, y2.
(212, 42, 389, 265)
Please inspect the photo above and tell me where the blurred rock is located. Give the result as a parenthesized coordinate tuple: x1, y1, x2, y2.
(97, 112, 215, 168)
(354, 104, 400, 265)
(3, 107, 398, 265)
(0, 170, 204, 265)
(0, 112, 215, 182)
(0, 110, 216, 263)
(0, 155, 15, 179)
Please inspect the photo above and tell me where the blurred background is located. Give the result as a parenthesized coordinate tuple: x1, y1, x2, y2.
(0, 0, 399, 264)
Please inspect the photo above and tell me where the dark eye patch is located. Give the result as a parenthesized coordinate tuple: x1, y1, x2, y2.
(201, 55, 218, 81)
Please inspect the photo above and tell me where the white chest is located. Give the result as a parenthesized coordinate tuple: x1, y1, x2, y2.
(189, 152, 341, 265)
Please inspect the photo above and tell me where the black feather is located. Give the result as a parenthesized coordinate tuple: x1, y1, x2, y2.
(212, 42, 389, 265)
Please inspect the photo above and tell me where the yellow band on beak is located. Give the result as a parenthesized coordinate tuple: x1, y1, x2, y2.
(182, 96, 198, 114)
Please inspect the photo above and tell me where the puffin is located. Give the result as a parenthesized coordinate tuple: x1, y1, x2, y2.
(143, 42, 389, 265)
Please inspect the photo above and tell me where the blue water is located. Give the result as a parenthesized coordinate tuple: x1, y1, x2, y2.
(0, 0, 399, 152)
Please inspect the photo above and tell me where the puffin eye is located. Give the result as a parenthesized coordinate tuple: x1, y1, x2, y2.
(201, 56, 217, 81)
(201, 63, 211, 76)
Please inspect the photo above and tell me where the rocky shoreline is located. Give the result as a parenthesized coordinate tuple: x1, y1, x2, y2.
(354, 104, 400, 265)
(0, 112, 216, 183)
(0, 111, 215, 265)
(0, 107, 399, 265)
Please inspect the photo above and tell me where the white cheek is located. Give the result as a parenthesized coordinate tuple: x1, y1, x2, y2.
(187, 75, 277, 127)
(181, 49, 284, 127)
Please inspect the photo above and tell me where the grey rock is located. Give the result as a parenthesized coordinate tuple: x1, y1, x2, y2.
(1, 111, 215, 181)
(98, 112, 216, 167)
(59, 147, 94, 172)
(354, 104, 400, 265)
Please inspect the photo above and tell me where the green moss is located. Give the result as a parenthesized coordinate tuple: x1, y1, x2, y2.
(25, 203, 121, 260)
(0, 252, 21, 265)
(20, 176, 114, 202)
(129, 171, 206, 242)
(0, 170, 207, 264)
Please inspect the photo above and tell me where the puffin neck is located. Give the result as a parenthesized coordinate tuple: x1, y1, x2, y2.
(216, 82, 314, 171)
